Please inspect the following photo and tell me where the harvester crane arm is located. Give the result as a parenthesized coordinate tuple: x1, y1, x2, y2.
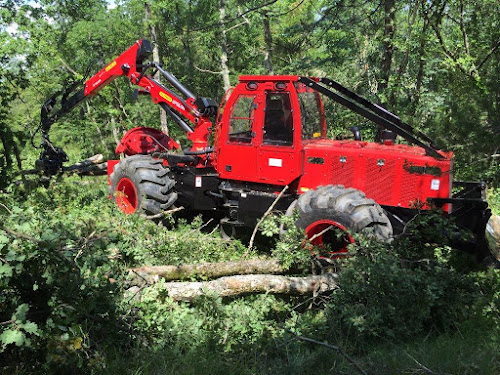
(38, 39, 217, 175)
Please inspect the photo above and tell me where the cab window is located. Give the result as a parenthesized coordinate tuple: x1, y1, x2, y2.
(228, 95, 256, 143)
(263, 93, 293, 146)
(297, 88, 323, 140)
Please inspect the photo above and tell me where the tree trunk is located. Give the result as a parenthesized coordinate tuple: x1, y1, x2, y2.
(411, 16, 429, 114)
(380, 0, 396, 103)
(110, 117, 121, 146)
(129, 258, 286, 282)
(145, 1, 169, 135)
(263, 11, 274, 74)
(389, 1, 418, 106)
(219, 0, 231, 92)
(127, 273, 339, 302)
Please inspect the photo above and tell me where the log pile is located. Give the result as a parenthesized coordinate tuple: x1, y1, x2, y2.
(126, 259, 339, 302)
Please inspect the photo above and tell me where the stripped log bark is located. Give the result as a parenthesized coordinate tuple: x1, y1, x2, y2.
(126, 273, 339, 302)
(130, 258, 285, 282)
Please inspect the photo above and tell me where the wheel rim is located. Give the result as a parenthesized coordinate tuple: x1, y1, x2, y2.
(115, 178, 138, 214)
(305, 220, 355, 256)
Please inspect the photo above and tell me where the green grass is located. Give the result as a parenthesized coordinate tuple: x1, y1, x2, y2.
(363, 325, 500, 374)
(102, 322, 500, 375)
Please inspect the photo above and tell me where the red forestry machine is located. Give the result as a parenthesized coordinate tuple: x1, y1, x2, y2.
(37, 39, 492, 256)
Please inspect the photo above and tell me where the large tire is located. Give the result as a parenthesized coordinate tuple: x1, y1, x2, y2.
(290, 185, 392, 253)
(109, 155, 177, 216)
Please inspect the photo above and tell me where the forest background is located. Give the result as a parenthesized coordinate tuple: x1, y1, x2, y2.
(1, 0, 500, 374)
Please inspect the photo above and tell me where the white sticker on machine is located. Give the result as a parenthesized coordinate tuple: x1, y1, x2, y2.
(268, 158, 282, 167)
(431, 179, 440, 191)
(195, 176, 202, 188)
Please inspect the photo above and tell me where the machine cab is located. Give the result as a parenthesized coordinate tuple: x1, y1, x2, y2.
(214, 75, 326, 186)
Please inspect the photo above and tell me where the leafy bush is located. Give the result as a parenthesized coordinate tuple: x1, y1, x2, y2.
(488, 188, 500, 215)
(0, 178, 258, 373)
(2, 178, 500, 374)
(324, 211, 483, 351)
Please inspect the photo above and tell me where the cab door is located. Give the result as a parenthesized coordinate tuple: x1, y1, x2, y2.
(216, 91, 264, 182)
(257, 87, 303, 185)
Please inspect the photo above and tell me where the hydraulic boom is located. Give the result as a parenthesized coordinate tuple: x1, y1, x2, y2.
(37, 39, 217, 175)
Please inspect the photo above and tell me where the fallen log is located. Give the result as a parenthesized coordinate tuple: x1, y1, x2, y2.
(129, 258, 286, 282)
(486, 214, 500, 260)
(64, 154, 107, 176)
(17, 154, 108, 177)
(127, 273, 339, 302)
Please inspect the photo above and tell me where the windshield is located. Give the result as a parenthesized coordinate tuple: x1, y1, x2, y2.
(296, 86, 324, 140)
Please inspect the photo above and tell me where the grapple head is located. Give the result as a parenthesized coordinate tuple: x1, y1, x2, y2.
(35, 139, 68, 176)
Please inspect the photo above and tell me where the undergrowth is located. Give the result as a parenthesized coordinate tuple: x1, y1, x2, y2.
(1, 176, 500, 375)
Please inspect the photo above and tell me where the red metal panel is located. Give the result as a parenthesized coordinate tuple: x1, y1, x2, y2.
(115, 127, 180, 156)
(257, 147, 301, 185)
(239, 75, 300, 82)
(221, 145, 259, 181)
(363, 157, 397, 202)
(331, 153, 356, 187)
(107, 159, 120, 186)
(299, 140, 453, 210)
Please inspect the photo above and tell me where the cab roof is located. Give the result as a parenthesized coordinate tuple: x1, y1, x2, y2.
(238, 75, 306, 82)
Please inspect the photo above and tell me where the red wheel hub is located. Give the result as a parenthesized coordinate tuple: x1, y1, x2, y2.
(305, 220, 355, 256)
(115, 178, 138, 214)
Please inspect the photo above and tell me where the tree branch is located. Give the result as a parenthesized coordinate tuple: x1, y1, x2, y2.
(477, 39, 500, 71)
(0, 202, 12, 214)
(247, 185, 289, 253)
(429, 22, 470, 76)
(224, 14, 250, 33)
(193, 65, 223, 75)
(142, 206, 184, 220)
(59, 58, 78, 76)
(191, 0, 278, 31)
(129, 258, 285, 282)
(0, 225, 42, 244)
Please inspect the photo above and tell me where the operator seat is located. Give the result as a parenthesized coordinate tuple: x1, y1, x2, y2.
(264, 99, 291, 143)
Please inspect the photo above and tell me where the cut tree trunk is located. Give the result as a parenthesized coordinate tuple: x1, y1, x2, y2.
(487, 214, 500, 260)
(129, 258, 285, 282)
(63, 154, 107, 175)
(126, 273, 339, 302)
(19, 154, 107, 177)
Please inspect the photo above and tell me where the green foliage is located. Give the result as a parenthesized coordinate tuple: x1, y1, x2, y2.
(1, 0, 500, 373)
(326, 241, 476, 349)
(271, 213, 311, 270)
(488, 188, 500, 215)
(1, 176, 500, 374)
(324, 212, 490, 352)
(0, 181, 128, 373)
(0, 177, 253, 373)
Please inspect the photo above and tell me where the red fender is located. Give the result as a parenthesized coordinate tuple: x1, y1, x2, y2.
(115, 127, 180, 155)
